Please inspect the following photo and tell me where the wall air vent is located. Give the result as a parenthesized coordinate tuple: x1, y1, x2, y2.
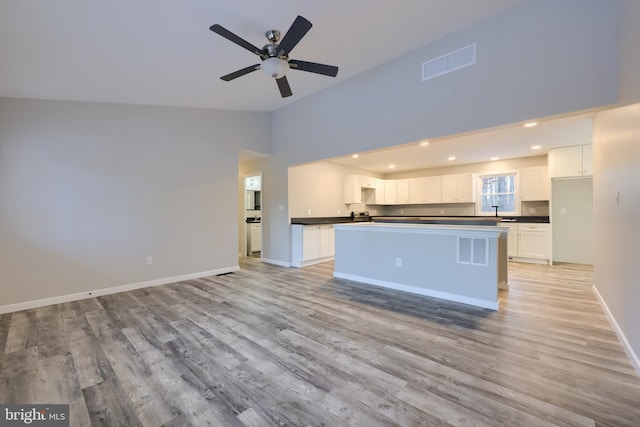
(422, 44, 476, 81)
(457, 236, 488, 266)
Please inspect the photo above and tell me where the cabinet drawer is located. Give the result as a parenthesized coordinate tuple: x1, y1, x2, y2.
(518, 223, 550, 232)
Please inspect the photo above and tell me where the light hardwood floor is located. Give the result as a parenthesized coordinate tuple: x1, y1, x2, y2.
(1, 259, 640, 426)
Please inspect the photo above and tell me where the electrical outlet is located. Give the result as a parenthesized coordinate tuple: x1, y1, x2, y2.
(146, 256, 153, 265)
(529, 208, 537, 214)
(560, 208, 567, 214)
(278, 204, 284, 212)
(395, 257, 402, 267)
(440, 209, 445, 214)
(337, 209, 341, 215)
(307, 209, 312, 216)
(400, 209, 404, 214)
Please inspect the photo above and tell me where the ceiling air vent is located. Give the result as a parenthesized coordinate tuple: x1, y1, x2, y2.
(422, 44, 476, 81)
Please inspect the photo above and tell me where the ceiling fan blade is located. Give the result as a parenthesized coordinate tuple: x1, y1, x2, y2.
(220, 64, 261, 81)
(210, 24, 267, 59)
(288, 60, 338, 77)
(277, 16, 312, 57)
(276, 76, 293, 98)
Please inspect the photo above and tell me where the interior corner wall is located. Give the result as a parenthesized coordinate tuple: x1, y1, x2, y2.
(268, 0, 618, 265)
(617, 0, 640, 105)
(0, 97, 271, 308)
(288, 162, 383, 219)
(592, 103, 640, 372)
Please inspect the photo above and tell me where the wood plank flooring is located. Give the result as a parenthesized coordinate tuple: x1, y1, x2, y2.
(1, 259, 640, 426)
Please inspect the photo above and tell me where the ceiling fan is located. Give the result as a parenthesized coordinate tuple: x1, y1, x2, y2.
(210, 16, 339, 98)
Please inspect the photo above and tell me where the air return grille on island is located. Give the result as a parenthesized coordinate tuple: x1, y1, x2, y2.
(422, 43, 476, 81)
(457, 236, 489, 266)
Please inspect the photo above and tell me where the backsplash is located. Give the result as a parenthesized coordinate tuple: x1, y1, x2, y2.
(370, 201, 549, 217)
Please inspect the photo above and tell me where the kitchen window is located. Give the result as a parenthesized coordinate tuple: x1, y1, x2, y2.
(477, 172, 519, 215)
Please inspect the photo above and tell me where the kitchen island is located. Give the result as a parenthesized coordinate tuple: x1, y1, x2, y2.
(333, 222, 508, 310)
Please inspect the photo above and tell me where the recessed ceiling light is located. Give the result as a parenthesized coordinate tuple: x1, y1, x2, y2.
(531, 145, 541, 150)
(448, 156, 456, 161)
(351, 154, 359, 159)
(524, 122, 538, 128)
(388, 164, 396, 169)
(491, 157, 499, 161)
(419, 141, 429, 146)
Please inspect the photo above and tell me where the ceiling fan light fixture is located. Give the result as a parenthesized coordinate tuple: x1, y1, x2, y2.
(261, 57, 289, 79)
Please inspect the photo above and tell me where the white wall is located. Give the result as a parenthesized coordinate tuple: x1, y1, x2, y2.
(0, 97, 271, 308)
(617, 0, 640, 105)
(288, 162, 383, 218)
(265, 0, 618, 265)
(593, 103, 640, 372)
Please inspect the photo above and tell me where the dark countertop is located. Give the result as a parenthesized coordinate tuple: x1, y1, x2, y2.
(499, 216, 550, 223)
(372, 216, 503, 226)
(373, 215, 549, 224)
(291, 215, 549, 225)
(291, 216, 370, 225)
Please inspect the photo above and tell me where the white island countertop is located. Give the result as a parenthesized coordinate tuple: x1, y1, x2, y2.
(333, 222, 509, 310)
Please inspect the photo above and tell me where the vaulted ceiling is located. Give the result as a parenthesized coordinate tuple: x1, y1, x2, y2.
(0, 0, 523, 112)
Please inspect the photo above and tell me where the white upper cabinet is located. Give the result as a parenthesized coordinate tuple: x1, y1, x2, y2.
(520, 166, 549, 201)
(384, 180, 397, 204)
(374, 178, 385, 204)
(441, 173, 474, 203)
(361, 176, 377, 189)
(396, 179, 410, 204)
(424, 176, 443, 203)
(548, 145, 592, 178)
(344, 174, 362, 204)
(408, 178, 426, 203)
(582, 144, 593, 176)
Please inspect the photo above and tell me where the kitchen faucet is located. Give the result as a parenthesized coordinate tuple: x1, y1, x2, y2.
(491, 205, 500, 217)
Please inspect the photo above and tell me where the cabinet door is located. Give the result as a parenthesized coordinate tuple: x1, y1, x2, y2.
(521, 166, 549, 201)
(582, 145, 593, 176)
(441, 175, 457, 202)
(442, 174, 473, 202)
(456, 173, 474, 202)
(424, 176, 442, 203)
(374, 179, 385, 204)
(505, 224, 518, 257)
(518, 224, 551, 259)
(302, 226, 320, 261)
(384, 180, 397, 204)
(344, 175, 361, 204)
(408, 178, 425, 203)
(250, 224, 262, 252)
(396, 179, 410, 204)
(551, 146, 583, 178)
(319, 224, 335, 257)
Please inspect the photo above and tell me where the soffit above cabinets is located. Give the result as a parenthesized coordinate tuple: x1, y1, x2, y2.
(330, 114, 593, 173)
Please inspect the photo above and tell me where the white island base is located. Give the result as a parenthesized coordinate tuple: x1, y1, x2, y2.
(333, 223, 508, 310)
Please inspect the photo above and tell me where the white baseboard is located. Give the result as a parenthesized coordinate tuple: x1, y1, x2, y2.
(292, 256, 334, 268)
(592, 285, 640, 376)
(0, 266, 239, 315)
(333, 272, 499, 310)
(261, 258, 290, 267)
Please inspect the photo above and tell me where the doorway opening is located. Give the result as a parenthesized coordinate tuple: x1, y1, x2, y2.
(244, 174, 262, 257)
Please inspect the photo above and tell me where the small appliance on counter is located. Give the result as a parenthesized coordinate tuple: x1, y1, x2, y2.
(350, 211, 371, 222)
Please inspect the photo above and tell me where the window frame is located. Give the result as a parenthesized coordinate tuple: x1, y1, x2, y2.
(476, 171, 520, 216)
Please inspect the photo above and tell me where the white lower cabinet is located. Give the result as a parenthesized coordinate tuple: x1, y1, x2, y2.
(503, 223, 518, 257)
(248, 223, 262, 254)
(292, 224, 335, 267)
(505, 223, 551, 264)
